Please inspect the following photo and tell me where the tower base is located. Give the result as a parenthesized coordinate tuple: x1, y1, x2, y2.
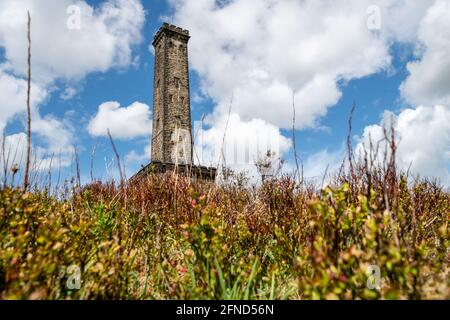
(130, 161, 217, 182)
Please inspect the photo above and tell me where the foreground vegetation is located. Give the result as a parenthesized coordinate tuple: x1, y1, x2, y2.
(0, 160, 448, 300)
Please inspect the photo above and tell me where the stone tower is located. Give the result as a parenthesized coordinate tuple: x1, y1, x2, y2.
(151, 23, 193, 165)
(130, 23, 216, 182)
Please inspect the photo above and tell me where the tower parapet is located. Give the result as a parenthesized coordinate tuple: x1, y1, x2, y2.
(152, 23, 190, 47)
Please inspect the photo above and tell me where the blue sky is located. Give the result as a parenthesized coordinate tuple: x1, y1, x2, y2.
(0, 0, 449, 185)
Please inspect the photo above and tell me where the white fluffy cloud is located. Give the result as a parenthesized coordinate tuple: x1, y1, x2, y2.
(356, 105, 450, 186)
(125, 141, 151, 175)
(303, 148, 346, 181)
(88, 101, 152, 139)
(0, 67, 73, 168)
(195, 113, 291, 170)
(400, 0, 450, 105)
(382, 0, 437, 42)
(0, 68, 48, 132)
(170, 0, 449, 184)
(0, 133, 27, 173)
(0, 131, 72, 175)
(0, 0, 145, 83)
(171, 0, 393, 176)
(363, 0, 450, 185)
(170, 0, 396, 130)
(60, 87, 78, 101)
(0, 0, 145, 171)
(32, 114, 74, 155)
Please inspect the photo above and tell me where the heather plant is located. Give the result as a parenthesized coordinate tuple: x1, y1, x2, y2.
(0, 159, 448, 299)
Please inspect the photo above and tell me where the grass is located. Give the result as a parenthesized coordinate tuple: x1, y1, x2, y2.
(0, 157, 448, 299)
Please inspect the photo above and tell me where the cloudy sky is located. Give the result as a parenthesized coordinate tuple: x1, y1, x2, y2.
(0, 0, 449, 185)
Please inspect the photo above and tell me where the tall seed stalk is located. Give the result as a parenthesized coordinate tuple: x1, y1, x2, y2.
(23, 11, 32, 191)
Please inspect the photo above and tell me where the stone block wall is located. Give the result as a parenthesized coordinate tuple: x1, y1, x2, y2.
(151, 23, 193, 165)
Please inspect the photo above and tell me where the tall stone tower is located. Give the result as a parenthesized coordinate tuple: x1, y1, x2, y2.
(131, 23, 216, 182)
(151, 23, 193, 165)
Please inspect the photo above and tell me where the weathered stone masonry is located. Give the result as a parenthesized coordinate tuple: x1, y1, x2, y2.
(151, 23, 193, 165)
(131, 23, 216, 182)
